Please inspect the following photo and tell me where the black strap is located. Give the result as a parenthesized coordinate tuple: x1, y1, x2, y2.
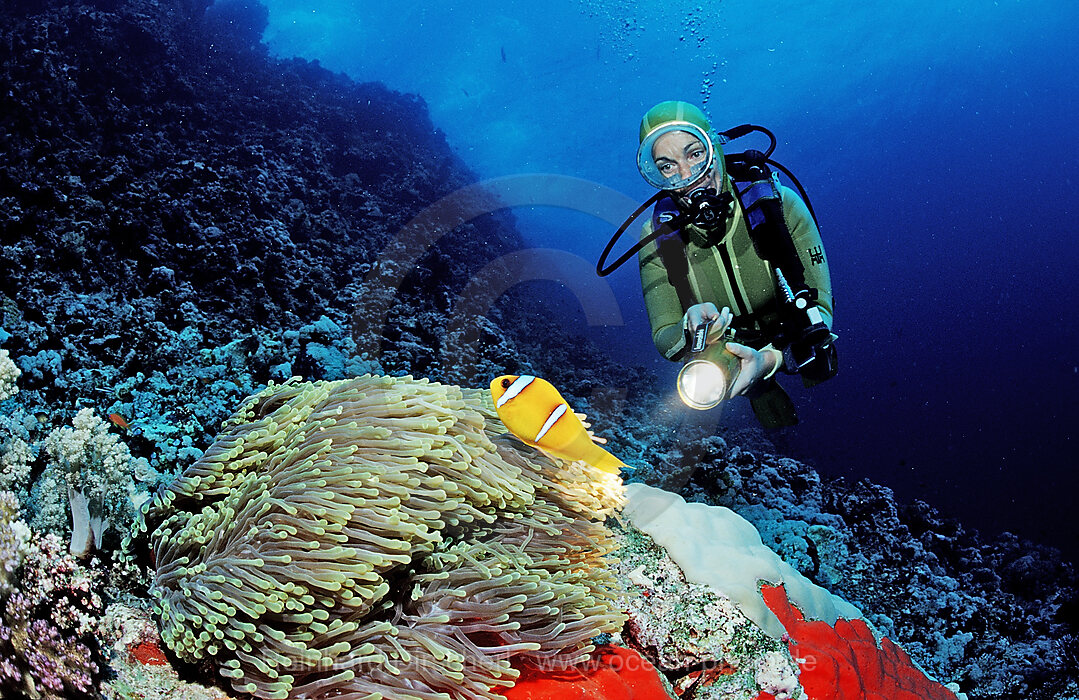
(655, 228, 697, 317)
(730, 160, 812, 297)
(648, 196, 700, 318)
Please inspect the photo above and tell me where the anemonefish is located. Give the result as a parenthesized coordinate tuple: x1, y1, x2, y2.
(490, 375, 626, 475)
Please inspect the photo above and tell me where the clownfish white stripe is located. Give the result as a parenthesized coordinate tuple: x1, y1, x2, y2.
(534, 403, 567, 442)
(496, 375, 535, 409)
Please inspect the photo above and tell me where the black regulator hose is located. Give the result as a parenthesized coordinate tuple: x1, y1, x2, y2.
(596, 190, 669, 277)
(720, 125, 820, 230)
(720, 123, 777, 159)
(766, 158, 819, 228)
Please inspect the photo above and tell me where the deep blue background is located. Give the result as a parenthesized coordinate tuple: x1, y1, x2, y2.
(256, 0, 1079, 558)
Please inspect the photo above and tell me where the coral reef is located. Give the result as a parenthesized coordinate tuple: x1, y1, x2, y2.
(139, 375, 625, 699)
(100, 603, 234, 700)
(0, 0, 1076, 698)
(612, 522, 800, 699)
(0, 0, 522, 477)
(613, 490, 967, 700)
(623, 482, 860, 638)
(0, 348, 19, 402)
(38, 408, 142, 556)
(0, 347, 144, 558)
(0, 349, 38, 503)
(664, 435, 1079, 698)
(0, 492, 28, 598)
(0, 491, 104, 699)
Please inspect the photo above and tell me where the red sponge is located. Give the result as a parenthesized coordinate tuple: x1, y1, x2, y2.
(497, 645, 674, 700)
(499, 588, 958, 700)
(757, 584, 958, 700)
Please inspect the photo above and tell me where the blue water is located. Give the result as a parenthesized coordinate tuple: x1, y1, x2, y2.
(258, 0, 1079, 557)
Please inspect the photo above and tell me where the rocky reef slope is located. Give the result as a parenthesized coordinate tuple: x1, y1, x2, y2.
(0, 1, 1075, 698)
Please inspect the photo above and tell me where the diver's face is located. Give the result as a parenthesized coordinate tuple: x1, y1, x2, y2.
(651, 130, 715, 194)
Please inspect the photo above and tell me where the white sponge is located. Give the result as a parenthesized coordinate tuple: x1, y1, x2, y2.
(624, 482, 862, 638)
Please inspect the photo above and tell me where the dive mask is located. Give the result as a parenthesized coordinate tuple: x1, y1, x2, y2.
(637, 121, 720, 190)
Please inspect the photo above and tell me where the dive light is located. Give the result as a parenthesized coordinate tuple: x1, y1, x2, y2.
(676, 319, 742, 410)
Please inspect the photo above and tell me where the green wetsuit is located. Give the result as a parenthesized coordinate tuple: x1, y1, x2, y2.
(638, 182, 834, 362)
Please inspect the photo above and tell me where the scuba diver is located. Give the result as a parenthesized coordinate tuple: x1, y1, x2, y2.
(597, 100, 838, 427)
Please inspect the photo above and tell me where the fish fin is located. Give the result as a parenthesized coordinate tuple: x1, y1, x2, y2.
(530, 442, 625, 475)
(590, 448, 627, 475)
(749, 383, 798, 429)
(572, 412, 611, 445)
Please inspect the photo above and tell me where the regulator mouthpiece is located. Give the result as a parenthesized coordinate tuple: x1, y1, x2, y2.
(680, 187, 733, 232)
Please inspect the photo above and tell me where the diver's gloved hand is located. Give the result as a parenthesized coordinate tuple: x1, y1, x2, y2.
(684, 303, 732, 346)
(725, 342, 783, 396)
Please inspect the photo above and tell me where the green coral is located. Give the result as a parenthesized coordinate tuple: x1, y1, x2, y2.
(140, 375, 626, 700)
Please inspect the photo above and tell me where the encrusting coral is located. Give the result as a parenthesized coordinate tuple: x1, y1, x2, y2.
(137, 374, 626, 700)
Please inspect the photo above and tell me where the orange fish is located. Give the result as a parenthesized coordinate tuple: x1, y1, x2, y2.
(108, 413, 131, 430)
(490, 375, 625, 474)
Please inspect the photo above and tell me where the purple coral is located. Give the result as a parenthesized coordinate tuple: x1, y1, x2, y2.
(0, 519, 103, 699)
(22, 619, 96, 694)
